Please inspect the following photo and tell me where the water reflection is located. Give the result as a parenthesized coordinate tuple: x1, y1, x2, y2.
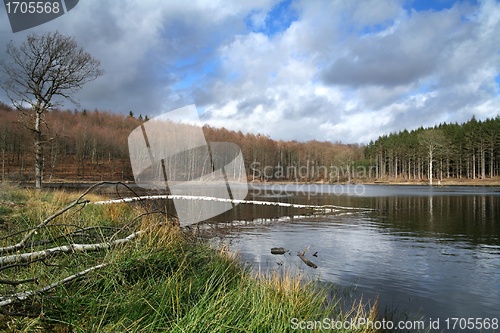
(370, 194, 500, 245)
(203, 185, 500, 329)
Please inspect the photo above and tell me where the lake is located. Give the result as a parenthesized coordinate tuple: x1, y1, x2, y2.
(203, 184, 500, 331)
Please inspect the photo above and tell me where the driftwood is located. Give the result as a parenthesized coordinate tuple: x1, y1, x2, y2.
(298, 253, 318, 269)
(297, 247, 318, 269)
(270, 247, 288, 255)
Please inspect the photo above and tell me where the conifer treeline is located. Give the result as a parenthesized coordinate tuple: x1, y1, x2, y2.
(365, 116, 500, 181)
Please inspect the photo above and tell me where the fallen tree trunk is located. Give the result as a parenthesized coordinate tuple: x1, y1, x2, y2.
(94, 195, 372, 212)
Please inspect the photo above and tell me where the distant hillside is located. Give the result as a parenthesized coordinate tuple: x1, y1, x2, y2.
(0, 103, 365, 184)
(0, 103, 138, 183)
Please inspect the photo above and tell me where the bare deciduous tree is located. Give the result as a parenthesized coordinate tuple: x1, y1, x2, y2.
(0, 31, 103, 188)
(419, 129, 446, 185)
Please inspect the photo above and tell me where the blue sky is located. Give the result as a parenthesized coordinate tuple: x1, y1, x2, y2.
(0, 0, 499, 143)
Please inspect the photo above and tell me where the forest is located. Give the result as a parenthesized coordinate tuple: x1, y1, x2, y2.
(0, 100, 498, 184)
(0, 102, 138, 182)
(365, 116, 500, 183)
(0, 102, 364, 183)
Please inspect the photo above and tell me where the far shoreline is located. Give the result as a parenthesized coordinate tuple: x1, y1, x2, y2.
(3, 176, 500, 191)
(249, 176, 500, 187)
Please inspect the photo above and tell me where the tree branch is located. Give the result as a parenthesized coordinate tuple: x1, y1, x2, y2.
(0, 221, 167, 266)
(0, 263, 107, 308)
(0, 181, 119, 254)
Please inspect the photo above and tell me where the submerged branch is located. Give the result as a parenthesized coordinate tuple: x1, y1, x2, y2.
(94, 194, 372, 212)
(298, 247, 318, 269)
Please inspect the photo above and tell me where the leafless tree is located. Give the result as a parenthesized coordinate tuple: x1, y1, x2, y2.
(0, 31, 103, 188)
(419, 129, 446, 185)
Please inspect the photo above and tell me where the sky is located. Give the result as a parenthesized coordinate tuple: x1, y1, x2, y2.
(0, 0, 499, 144)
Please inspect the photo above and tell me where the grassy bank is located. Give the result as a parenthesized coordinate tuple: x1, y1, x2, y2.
(0, 185, 378, 332)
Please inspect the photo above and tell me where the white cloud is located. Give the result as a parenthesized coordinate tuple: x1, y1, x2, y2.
(0, 0, 498, 144)
(207, 1, 497, 143)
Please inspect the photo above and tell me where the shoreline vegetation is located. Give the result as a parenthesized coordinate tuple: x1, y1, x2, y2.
(0, 184, 379, 332)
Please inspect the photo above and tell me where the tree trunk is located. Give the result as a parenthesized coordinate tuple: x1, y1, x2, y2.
(49, 142, 58, 181)
(428, 146, 433, 186)
(446, 157, 450, 178)
(472, 153, 476, 180)
(34, 109, 43, 188)
(394, 155, 398, 179)
(481, 144, 486, 179)
(81, 156, 85, 180)
(1, 148, 4, 182)
(490, 145, 495, 178)
(439, 158, 443, 181)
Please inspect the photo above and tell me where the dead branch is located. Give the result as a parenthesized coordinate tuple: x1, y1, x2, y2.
(0, 263, 107, 308)
(297, 254, 318, 269)
(0, 222, 167, 266)
(298, 247, 318, 269)
(0, 277, 38, 286)
(0, 181, 130, 255)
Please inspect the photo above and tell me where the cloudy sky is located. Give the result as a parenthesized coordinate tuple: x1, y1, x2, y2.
(1, 0, 499, 144)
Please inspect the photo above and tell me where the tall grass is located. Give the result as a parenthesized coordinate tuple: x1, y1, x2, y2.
(0, 186, 379, 332)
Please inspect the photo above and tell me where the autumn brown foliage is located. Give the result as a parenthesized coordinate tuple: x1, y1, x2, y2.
(0, 104, 365, 183)
(0, 105, 140, 182)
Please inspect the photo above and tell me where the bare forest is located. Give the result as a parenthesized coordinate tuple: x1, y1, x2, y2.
(0, 103, 138, 182)
(0, 103, 366, 184)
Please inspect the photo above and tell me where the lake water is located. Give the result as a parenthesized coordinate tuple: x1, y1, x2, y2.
(203, 184, 500, 331)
